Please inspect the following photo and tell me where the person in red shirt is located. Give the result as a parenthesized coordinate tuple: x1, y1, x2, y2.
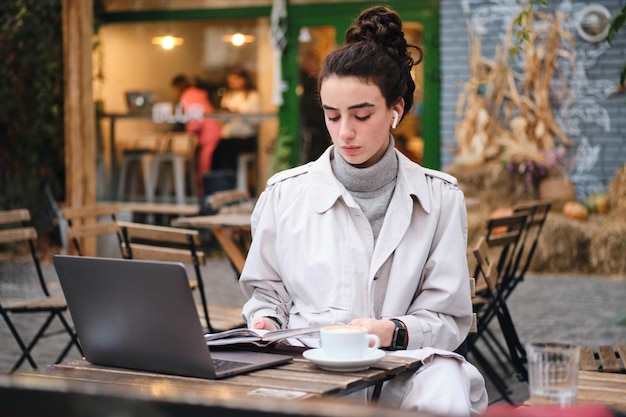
(171, 74, 222, 195)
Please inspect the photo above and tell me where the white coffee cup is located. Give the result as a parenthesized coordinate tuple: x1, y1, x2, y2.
(320, 325, 380, 360)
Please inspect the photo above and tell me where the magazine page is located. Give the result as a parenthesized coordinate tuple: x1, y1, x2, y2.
(204, 327, 319, 347)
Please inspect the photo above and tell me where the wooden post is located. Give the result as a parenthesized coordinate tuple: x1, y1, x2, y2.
(62, 0, 97, 255)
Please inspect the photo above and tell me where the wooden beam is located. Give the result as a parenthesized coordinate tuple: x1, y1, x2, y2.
(62, 0, 96, 255)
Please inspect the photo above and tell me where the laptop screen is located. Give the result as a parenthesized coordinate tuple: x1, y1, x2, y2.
(125, 91, 155, 114)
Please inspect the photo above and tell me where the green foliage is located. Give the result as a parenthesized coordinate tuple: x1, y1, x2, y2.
(607, 5, 626, 87)
(510, 0, 548, 58)
(0, 0, 106, 236)
(270, 128, 295, 174)
(0, 0, 65, 230)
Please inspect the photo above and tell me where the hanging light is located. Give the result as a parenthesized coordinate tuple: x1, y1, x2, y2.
(222, 32, 255, 47)
(151, 35, 184, 50)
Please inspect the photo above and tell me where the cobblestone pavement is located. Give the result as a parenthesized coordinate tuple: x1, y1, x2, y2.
(1, 254, 624, 405)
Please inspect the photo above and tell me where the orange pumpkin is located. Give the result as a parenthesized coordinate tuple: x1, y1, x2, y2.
(562, 201, 588, 221)
(489, 207, 514, 234)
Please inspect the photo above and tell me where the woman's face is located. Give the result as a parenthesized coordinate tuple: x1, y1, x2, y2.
(227, 74, 246, 90)
(319, 75, 403, 168)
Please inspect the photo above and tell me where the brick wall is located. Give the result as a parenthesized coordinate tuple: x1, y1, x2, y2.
(440, 0, 626, 199)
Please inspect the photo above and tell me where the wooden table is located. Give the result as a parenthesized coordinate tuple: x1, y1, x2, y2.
(172, 213, 252, 275)
(577, 371, 626, 412)
(1, 351, 422, 416)
(577, 344, 626, 412)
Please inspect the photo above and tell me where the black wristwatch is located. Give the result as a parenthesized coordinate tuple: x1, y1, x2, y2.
(389, 318, 408, 350)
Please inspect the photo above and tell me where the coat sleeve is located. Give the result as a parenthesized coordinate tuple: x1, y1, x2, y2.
(239, 184, 293, 328)
(397, 178, 472, 351)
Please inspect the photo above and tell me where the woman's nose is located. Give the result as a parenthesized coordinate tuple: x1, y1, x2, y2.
(338, 119, 355, 140)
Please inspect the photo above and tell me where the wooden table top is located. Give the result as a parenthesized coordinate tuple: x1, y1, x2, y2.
(15, 351, 420, 403)
(577, 344, 626, 412)
(577, 370, 626, 412)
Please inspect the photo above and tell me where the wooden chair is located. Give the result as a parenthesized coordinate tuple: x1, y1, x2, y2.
(117, 221, 243, 333)
(62, 203, 123, 257)
(0, 209, 82, 372)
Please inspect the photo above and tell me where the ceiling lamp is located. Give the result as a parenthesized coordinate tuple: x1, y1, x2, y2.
(222, 33, 255, 47)
(151, 35, 184, 50)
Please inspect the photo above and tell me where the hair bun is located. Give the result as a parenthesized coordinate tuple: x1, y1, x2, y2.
(347, 8, 403, 46)
(345, 6, 420, 67)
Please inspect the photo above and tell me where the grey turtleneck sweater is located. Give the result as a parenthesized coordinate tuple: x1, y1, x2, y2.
(331, 137, 399, 243)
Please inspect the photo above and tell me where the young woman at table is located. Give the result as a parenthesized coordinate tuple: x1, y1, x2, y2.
(239, 6, 488, 416)
(220, 65, 261, 139)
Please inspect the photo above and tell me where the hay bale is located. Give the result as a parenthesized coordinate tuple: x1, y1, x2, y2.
(609, 163, 626, 211)
(589, 204, 626, 276)
(529, 213, 597, 273)
(447, 162, 536, 212)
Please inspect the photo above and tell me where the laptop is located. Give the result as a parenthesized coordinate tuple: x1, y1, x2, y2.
(52, 255, 292, 379)
(125, 91, 154, 114)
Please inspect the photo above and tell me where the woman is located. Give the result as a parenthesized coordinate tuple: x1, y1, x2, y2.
(239, 6, 487, 416)
(171, 74, 222, 195)
(220, 66, 261, 139)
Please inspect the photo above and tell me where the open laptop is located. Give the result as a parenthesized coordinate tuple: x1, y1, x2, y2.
(52, 255, 292, 379)
(125, 91, 154, 114)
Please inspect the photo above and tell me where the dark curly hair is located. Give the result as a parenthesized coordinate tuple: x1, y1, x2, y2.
(318, 6, 423, 120)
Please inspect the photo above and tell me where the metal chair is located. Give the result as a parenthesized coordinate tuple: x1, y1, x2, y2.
(0, 209, 82, 372)
(467, 211, 529, 403)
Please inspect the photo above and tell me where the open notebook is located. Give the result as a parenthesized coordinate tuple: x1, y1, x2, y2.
(53, 255, 292, 379)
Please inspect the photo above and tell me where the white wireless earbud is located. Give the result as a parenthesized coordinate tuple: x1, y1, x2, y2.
(392, 110, 399, 129)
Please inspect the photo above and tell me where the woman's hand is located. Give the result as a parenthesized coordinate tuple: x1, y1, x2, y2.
(252, 317, 279, 331)
(349, 318, 396, 347)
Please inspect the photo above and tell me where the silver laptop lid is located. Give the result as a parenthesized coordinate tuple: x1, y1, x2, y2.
(53, 255, 218, 378)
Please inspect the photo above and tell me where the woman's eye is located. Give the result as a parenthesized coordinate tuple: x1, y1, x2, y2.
(327, 115, 340, 122)
(355, 115, 371, 121)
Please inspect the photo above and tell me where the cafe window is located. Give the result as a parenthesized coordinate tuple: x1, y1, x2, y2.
(96, 17, 278, 197)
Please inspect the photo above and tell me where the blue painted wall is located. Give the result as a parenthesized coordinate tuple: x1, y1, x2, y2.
(440, 0, 626, 199)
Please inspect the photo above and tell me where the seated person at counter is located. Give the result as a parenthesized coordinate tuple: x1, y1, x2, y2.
(212, 66, 260, 172)
(220, 65, 261, 139)
(171, 74, 222, 194)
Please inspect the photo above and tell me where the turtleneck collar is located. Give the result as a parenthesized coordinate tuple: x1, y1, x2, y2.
(331, 136, 398, 193)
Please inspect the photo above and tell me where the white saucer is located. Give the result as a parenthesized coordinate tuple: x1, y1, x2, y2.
(302, 348, 386, 372)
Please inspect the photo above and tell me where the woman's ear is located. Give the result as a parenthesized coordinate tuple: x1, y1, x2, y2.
(391, 99, 405, 129)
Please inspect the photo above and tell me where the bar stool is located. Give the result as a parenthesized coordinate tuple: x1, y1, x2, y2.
(117, 132, 164, 201)
(149, 132, 197, 205)
(236, 152, 256, 194)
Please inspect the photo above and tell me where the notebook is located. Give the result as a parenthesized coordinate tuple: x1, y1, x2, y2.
(52, 255, 292, 379)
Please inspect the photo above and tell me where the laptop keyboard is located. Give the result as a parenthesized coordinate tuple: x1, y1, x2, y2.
(212, 358, 253, 373)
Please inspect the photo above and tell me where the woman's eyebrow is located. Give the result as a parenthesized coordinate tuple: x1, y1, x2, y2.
(321, 102, 375, 111)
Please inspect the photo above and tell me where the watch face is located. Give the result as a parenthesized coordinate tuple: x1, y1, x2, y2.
(391, 319, 407, 349)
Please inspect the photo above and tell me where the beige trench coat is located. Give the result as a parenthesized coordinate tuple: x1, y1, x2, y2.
(240, 146, 473, 352)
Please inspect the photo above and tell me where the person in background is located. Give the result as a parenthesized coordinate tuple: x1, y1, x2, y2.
(171, 74, 222, 195)
(239, 6, 488, 416)
(219, 65, 261, 139)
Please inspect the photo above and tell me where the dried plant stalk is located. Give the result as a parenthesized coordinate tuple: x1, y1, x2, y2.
(454, 9, 575, 171)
